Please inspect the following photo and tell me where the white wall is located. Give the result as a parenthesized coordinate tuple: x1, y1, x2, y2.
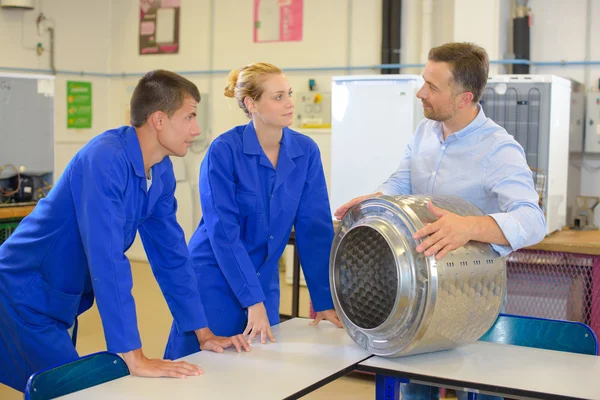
(527, 0, 600, 226)
(452, 0, 512, 75)
(108, 0, 380, 135)
(401, 0, 511, 75)
(107, 0, 382, 259)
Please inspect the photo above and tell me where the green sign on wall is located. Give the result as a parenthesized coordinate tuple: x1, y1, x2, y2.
(67, 81, 92, 129)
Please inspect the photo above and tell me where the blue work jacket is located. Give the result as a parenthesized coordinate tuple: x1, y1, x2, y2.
(0, 126, 207, 354)
(190, 122, 334, 323)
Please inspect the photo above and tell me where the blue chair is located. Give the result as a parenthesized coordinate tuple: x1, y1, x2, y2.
(480, 313, 598, 356)
(24, 352, 130, 400)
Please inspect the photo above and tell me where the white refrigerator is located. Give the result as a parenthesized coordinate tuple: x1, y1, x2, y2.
(330, 75, 425, 215)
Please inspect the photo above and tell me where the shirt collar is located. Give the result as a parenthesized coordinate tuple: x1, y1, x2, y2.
(124, 126, 168, 178)
(124, 126, 147, 178)
(243, 121, 304, 158)
(433, 104, 488, 143)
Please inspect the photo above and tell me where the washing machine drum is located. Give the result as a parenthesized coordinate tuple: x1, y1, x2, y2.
(330, 195, 506, 358)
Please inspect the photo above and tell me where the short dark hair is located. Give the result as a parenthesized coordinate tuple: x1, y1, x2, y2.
(130, 69, 201, 127)
(428, 42, 489, 103)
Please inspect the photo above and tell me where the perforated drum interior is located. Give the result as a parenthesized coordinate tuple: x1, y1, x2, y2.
(336, 226, 398, 330)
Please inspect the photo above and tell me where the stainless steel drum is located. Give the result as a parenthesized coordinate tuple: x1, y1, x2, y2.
(330, 195, 506, 357)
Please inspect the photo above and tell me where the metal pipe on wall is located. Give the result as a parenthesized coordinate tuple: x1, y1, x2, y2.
(513, 0, 530, 74)
(345, 0, 352, 75)
(8, 59, 600, 78)
(381, 0, 402, 74)
(47, 26, 55, 75)
(584, 0, 592, 90)
(420, 0, 432, 65)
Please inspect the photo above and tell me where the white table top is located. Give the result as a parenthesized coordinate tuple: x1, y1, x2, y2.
(359, 341, 600, 399)
(60, 318, 371, 400)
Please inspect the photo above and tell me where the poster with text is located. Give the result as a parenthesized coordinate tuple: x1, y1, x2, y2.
(67, 81, 92, 129)
(140, 0, 180, 55)
(254, 0, 303, 43)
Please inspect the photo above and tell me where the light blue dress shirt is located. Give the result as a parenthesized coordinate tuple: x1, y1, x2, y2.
(377, 106, 546, 256)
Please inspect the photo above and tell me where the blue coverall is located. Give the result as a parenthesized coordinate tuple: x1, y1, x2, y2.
(0, 126, 207, 391)
(164, 122, 334, 359)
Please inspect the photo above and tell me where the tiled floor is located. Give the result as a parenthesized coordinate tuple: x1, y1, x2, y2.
(0, 261, 376, 399)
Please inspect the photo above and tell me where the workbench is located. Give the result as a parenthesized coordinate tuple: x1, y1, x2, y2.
(0, 202, 36, 245)
(526, 228, 600, 256)
(0, 202, 36, 220)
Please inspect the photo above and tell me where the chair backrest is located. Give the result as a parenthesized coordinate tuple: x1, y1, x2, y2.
(24, 352, 130, 400)
(480, 313, 598, 356)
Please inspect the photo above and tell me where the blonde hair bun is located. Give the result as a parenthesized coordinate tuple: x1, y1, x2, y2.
(226, 62, 283, 117)
(224, 69, 240, 98)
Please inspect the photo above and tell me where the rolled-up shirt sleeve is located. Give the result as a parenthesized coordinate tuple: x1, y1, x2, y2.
(485, 140, 547, 256)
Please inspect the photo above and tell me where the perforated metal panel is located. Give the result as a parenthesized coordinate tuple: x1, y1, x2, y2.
(505, 250, 594, 324)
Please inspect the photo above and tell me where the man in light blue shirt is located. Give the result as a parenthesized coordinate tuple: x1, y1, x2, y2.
(335, 42, 546, 400)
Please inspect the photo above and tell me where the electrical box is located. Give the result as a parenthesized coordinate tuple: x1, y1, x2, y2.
(0, 0, 34, 9)
(585, 92, 600, 153)
(566, 81, 585, 226)
(294, 91, 331, 128)
(569, 81, 585, 153)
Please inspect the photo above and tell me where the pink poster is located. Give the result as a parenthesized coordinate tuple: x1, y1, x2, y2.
(254, 0, 303, 43)
(139, 0, 181, 55)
